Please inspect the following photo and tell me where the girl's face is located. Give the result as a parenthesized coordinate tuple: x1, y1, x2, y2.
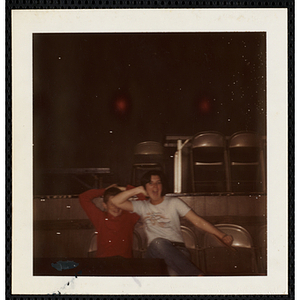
(146, 175, 163, 204)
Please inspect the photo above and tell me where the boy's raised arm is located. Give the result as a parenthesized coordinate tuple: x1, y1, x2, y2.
(111, 186, 147, 212)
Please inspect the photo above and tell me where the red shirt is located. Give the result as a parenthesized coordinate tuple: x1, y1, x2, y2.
(79, 186, 145, 258)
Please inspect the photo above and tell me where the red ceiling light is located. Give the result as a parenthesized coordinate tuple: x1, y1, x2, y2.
(197, 96, 212, 115)
(111, 92, 132, 119)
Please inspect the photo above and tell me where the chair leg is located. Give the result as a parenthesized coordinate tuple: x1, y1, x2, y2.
(190, 152, 196, 193)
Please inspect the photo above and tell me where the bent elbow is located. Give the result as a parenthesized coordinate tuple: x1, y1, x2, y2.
(110, 196, 121, 207)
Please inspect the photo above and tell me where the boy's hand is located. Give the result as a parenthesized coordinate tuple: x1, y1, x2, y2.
(221, 234, 234, 247)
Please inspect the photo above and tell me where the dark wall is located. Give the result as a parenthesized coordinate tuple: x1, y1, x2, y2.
(33, 32, 266, 193)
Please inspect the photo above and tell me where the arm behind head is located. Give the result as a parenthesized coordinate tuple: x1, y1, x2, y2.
(111, 186, 147, 212)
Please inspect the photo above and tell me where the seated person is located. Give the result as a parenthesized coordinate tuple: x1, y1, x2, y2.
(79, 185, 146, 258)
(111, 170, 234, 276)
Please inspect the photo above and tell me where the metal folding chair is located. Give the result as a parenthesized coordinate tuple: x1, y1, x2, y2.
(228, 131, 265, 193)
(180, 225, 200, 267)
(88, 231, 98, 258)
(131, 141, 164, 186)
(201, 224, 258, 275)
(190, 131, 230, 192)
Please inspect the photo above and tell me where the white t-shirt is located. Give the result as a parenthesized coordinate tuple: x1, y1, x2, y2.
(132, 197, 191, 245)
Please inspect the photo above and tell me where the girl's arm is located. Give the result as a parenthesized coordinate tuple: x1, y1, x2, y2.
(184, 210, 233, 246)
(111, 186, 148, 212)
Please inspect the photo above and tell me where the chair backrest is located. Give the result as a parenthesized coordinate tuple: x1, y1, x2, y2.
(132, 230, 142, 251)
(181, 225, 198, 249)
(134, 141, 164, 156)
(204, 224, 253, 248)
(191, 131, 226, 149)
(190, 132, 230, 192)
(191, 131, 227, 163)
(229, 131, 261, 148)
(202, 224, 257, 275)
(180, 225, 199, 267)
(132, 141, 165, 186)
(229, 131, 261, 163)
(132, 230, 144, 258)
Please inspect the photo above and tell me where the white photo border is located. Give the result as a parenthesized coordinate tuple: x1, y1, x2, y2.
(11, 8, 288, 295)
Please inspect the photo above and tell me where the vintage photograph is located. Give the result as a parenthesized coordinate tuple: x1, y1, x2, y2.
(33, 31, 267, 276)
(11, 9, 288, 295)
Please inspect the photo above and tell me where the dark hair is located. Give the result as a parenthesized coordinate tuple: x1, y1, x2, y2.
(140, 170, 169, 196)
(103, 187, 121, 204)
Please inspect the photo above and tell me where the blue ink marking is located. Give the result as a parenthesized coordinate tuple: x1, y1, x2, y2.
(51, 260, 79, 271)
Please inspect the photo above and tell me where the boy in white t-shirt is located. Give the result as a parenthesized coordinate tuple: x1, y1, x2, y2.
(111, 170, 233, 275)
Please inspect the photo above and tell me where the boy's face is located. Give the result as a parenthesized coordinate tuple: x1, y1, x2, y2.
(103, 196, 122, 217)
(145, 175, 163, 202)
